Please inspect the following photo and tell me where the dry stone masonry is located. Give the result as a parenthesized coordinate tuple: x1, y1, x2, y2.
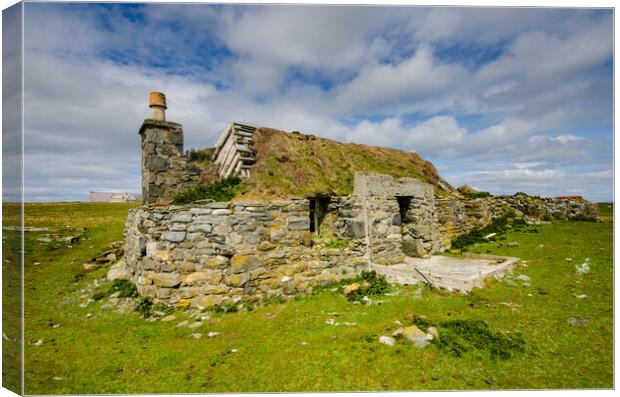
(123, 92, 600, 307)
(124, 200, 368, 308)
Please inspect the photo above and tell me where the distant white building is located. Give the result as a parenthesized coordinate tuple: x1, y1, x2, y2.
(89, 191, 142, 203)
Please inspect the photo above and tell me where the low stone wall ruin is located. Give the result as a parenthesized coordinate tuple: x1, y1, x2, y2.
(435, 193, 599, 247)
(123, 199, 368, 309)
(123, 172, 599, 308)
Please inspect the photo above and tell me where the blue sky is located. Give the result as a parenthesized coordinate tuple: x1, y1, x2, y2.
(8, 3, 614, 201)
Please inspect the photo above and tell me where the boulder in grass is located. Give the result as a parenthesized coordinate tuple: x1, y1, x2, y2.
(107, 260, 127, 281)
(379, 335, 396, 346)
(395, 325, 434, 348)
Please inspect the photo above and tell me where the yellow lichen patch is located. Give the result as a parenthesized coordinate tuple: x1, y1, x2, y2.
(176, 299, 190, 309)
(230, 254, 263, 273)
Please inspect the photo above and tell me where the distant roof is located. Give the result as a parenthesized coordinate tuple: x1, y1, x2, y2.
(90, 191, 142, 202)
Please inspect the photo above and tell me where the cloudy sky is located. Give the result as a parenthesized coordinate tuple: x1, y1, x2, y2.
(9, 2, 615, 201)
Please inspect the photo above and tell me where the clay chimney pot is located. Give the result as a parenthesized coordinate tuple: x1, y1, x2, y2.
(149, 92, 167, 109)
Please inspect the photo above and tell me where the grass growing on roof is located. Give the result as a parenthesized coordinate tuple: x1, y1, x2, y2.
(173, 175, 241, 204)
(187, 147, 215, 164)
(240, 128, 450, 199)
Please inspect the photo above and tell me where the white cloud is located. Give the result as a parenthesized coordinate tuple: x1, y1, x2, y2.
(331, 45, 465, 114)
(14, 4, 613, 202)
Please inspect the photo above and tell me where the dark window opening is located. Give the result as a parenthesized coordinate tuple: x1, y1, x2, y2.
(309, 197, 331, 234)
(396, 196, 412, 223)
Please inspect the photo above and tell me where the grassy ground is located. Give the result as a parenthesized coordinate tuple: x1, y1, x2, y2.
(18, 202, 613, 393)
(2, 203, 23, 394)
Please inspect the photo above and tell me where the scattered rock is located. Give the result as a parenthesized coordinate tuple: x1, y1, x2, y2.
(515, 275, 531, 282)
(176, 320, 189, 328)
(52, 377, 63, 381)
(419, 375, 428, 383)
(116, 301, 134, 314)
(33, 340, 44, 346)
(327, 312, 340, 317)
(207, 332, 221, 338)
(567, 317, 590, 326)
(325, 319, 337, 325)
(191, 333, 203, 339)
(300, 341, 308, 346)
(61, 235, 80, 244)
(187, 321, 202, 329)
(85, 313, 92, 319)
(575, 261, 590, 275)
(379, 335, 396, 346)
(427, 326, 439, 340)
(343, 283, 360, 295)
(161, 315, 177, 322)
(229, 348, 238, 353)
(575, 294, 588, 299)
(82, 263, 98, 271)
(565, 257, 572, 262)
(107, 260, 127, 281)
(399, 325, 433, 348)
(507, 242, 519, 247)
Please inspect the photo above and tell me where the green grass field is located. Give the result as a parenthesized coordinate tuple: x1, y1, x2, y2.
(6, 202, 613, 393)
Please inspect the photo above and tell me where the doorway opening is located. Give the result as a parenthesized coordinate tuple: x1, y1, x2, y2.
(309, 196, 331, 234)
(396, 196, 412, 223)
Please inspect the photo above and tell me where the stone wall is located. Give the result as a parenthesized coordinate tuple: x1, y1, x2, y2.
(139, 119, 199, 204)
(434, 193, 599, 250)
(123, 200, 368, 308)
(496, 194, 599, 221)
(124, 164, 599, 307)
(353, 173, 438, 264)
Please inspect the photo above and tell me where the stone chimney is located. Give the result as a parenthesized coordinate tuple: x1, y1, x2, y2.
(139, 92, 185, 204)
(149, 91, 167, 121)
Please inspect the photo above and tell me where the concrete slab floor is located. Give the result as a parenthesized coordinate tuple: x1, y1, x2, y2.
(373, 254, 519, 293)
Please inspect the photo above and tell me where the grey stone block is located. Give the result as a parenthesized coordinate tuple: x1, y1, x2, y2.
(160, 231, 186, 242)
(243, 232, 262, 245)
(188, 224, 212, 233)
(346, 220, 366, 239)
(206, 202, 230, 209)
(288, 217, 310, 230)
(146, 156, 168, 172)
(171, 212, 193, 223)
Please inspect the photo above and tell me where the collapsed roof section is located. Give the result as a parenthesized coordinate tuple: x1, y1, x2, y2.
(212, 122, 258, 179)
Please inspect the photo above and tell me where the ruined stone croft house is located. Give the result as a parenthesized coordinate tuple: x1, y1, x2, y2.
(122, 92, 599, 309)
